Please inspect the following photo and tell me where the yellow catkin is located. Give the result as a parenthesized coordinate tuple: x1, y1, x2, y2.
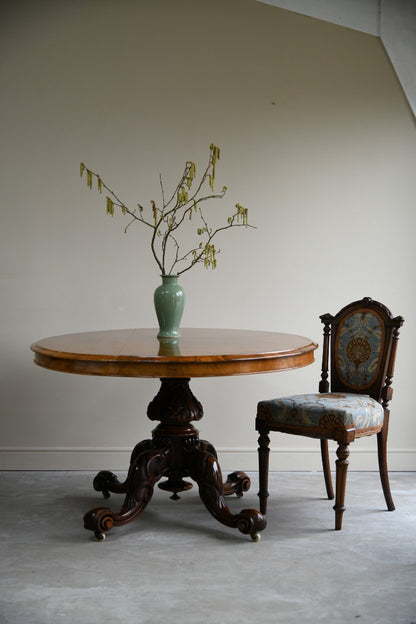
(151, 201, 158, 226)
(106, 197, 114, 216)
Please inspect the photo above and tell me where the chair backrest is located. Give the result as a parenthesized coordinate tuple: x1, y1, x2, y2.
(319, 298, 404, 406)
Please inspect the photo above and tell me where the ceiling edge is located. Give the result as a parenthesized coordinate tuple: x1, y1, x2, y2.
(256, 0, 416, 118)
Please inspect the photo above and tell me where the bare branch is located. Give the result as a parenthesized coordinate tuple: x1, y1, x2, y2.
(80, 144, 254, 276)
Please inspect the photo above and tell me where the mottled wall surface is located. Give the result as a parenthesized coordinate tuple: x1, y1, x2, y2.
(1, 0, 415, 470)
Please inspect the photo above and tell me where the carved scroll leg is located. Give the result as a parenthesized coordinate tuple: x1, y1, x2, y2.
(333, 442, 350, 530)
(198, 440, 251, 498)
(199, 439, 218, 459)
(92, 471, 125, 500)
(257, 430, 270, 515)
(93, 439, 154, 499)
(84, 446, 169, 541)
(223, 471, 251, 498)
(187, 446, 266, 541)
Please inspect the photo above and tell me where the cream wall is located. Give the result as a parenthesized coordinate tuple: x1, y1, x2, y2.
(259, 0, 416, 117)
(1, 0, 415, 472)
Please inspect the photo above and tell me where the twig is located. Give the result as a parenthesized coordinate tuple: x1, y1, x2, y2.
(80, 144, 254, 275)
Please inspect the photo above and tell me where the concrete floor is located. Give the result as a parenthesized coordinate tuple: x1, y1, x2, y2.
(0, 471, 415, 624)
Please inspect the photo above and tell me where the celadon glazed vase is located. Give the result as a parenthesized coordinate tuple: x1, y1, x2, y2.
(154, 275, 185, 338)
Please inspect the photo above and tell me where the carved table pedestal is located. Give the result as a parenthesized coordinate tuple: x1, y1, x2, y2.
(31, 328, 317, 541)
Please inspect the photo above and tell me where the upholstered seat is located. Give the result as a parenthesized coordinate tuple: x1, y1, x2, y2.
(258, 393, 384, 431)
(256, 297, 404, 531)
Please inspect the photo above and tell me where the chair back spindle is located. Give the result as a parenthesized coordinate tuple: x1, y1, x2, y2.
(318, 314, 332, 394)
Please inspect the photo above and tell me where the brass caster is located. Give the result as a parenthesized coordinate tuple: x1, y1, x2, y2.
(251, 533, 261, 542)
(95, 532, 106, 542)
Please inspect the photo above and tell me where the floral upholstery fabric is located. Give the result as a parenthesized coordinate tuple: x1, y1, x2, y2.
(257, 393, 384, 430)
(336, 310, 384, 390)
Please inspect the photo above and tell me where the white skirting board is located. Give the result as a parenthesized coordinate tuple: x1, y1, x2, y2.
(0, 447, 415, 471)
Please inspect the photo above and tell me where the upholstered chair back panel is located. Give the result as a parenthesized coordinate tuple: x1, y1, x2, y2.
(335, 309, 385, 391)
(328, 301, 399, 402)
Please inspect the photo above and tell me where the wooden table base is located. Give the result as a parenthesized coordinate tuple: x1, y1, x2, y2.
(83, 378, 266, 541)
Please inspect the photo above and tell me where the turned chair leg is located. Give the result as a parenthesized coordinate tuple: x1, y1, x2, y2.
(377, 421, 395, 511)
(320, 439, 334, 500)
(257, 430, 270, 515)
(334, 442, 350, 530)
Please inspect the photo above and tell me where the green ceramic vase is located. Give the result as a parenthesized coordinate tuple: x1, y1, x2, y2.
(154, 275, 185, 338)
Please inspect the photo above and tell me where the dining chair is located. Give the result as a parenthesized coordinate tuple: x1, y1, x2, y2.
(256, 297, 404, 530)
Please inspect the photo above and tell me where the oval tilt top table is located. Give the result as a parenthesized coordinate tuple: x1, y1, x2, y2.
(31, 328, 317, 541)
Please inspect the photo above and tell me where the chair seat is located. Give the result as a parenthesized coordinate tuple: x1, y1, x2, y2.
(258, 393, 384, 430)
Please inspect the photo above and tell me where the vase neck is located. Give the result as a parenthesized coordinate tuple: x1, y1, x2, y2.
(161, 274, 179, 283)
